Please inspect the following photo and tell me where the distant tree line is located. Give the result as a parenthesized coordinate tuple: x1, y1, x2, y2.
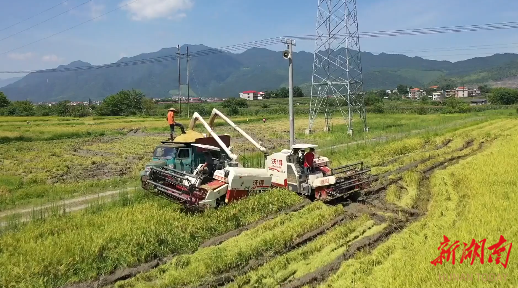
(0, 89, 159, 117)
(1, 85, 517, 118)
(263, 86, 304, 98)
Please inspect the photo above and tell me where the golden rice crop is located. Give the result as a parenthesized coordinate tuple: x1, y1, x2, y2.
(0, 189, 303, 288)
(320, 121, 518, 288)
(115, 201, 343, 288)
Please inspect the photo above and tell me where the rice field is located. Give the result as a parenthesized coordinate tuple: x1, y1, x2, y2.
(0, 108, 517, 288)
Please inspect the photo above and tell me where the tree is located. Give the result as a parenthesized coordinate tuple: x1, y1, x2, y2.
(6, 100, 35, 116)
(439, 83, 455, 91)
(227, 105, 239, 116)
(142, 97, 157, 116)
(364, 92, 382, 106)
(397, 84, 408, 95)
(424, 87, 435, 96)
(376, 90, 389, 99)
(70, 104, 92, 117)
(488, 87, 518, 105)
(277, 87, 289, 98)
(96, 89, 146, 116)
(0, 91, 9, 108)
(222, 98, 248, 109)
(388, 92, 400, 101)
(420, 95, 431, 104)
(55, 100, 72, 117)
(293, 86, 304, 97)
(478, 85, 491, 94)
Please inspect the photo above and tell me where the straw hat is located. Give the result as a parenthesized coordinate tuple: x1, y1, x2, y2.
(168, 107, 177, 111)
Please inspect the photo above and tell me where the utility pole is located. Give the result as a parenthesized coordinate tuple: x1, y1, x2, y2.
(177, 44, 181, 114)
(282, 38, 296, 149)
(187, 46, 190, 118)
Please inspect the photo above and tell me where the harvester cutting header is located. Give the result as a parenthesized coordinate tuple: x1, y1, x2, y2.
(140, 108, 372, 209)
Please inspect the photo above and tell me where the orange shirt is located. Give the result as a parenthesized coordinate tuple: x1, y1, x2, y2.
(167, 111, 175, 124)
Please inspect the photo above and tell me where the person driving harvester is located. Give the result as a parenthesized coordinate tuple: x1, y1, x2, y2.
(304, 147, 315, 174)
(201, 151, 215, 177)
(167, 107, 186, 140)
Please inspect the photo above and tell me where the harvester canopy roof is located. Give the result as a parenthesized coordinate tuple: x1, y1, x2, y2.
(191, 143, 220, 151)
(292, 144, 318, 149)
(173, 130, 205, 143)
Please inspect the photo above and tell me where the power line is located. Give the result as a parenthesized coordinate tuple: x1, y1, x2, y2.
(0, 0, 94, 43)
(0, 37, 285, 74)
(0, 0, 140, 56)
(3, 37, 518, 75)
(284, 21, 518, 40)
(0, 0, 71, 33)
(371, 42, 518, 55)
(2, 20, 518, 74)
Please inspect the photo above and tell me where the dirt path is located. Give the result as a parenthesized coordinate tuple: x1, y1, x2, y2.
(0, 188, 137, 226)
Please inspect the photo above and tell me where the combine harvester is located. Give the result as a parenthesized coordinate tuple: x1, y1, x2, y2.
(141, 108, 372, 209)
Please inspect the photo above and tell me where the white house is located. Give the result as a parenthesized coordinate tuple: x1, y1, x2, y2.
(408, 88, 425, 99)
(239, 90, 259, 100)
(455, 87, 469, 98)
(432, 91, 444, 101)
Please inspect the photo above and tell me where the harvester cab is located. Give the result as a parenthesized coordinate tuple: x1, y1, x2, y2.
(266, 144, 371, 202)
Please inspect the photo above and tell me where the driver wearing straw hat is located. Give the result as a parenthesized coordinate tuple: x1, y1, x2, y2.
(167, 107, 186, 139)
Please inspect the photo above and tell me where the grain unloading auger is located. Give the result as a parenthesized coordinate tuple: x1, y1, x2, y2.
(141, 108, 372, 209)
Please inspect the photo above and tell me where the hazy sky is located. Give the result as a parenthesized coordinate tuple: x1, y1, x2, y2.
(1, 0, 518, 79)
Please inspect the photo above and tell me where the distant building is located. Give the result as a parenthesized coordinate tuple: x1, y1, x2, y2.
(432, 91, 444, 101)
(240, 90, 260, 100)
(468, 88, 481, 97)
(429, 85, 439, 90)
(408, 88, 425, 99)
(455, 87, 469, 98)
(470, 99, 487, 106)
(445, 90, 456, 98)
(189, 97, 203, 103)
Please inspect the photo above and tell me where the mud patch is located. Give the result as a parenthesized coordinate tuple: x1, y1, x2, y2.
(49, 155, 145, 184)
(71, 149, 116, 158)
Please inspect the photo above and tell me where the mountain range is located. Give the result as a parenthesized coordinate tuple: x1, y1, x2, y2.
(0, 77, 22, 89)
(2, 44, 518, 102)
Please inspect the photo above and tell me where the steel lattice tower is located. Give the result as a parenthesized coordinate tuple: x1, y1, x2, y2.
(306, 0, 367, 135)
